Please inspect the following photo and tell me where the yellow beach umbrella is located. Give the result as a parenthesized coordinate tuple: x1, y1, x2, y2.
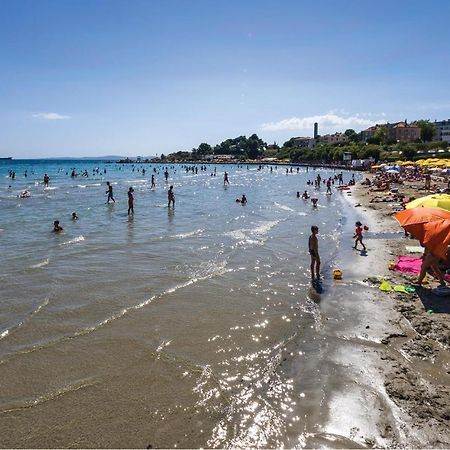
(406, 194, 450, 211)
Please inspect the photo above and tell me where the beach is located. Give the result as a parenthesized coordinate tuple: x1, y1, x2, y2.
(1, 161, 449, 448)
(344, 176, 450, 447)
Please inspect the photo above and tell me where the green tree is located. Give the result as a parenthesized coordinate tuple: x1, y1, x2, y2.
(344, 129, 359, 143)
(197, 143, 212, 155)
(402, 145, 416, 159)
(416, 120, 436, 142)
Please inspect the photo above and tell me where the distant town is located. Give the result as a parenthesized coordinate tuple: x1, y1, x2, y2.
(123, 118, 449, 166)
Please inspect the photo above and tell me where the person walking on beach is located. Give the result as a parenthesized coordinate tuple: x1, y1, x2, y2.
(106, 182, 115, 203)
(308, 225, 320, 279)
(167, 185, 175, 208)
(224, 172, 230, 185)
(353, 221, 366, 251)
(127, 187, 134, 215)
(151, 174, 156, 189)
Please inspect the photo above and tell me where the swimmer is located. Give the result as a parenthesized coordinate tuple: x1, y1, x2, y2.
(53, 220, 63, 232)
(301, 190, 309, 200)
(236, 194, 247, 204)
(72, 212, 78, 220)
(311, 198, 318, 207)
(19, 190, 31, 198)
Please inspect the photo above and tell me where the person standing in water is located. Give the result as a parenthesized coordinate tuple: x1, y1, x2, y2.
(308, 225, 320, 280)
(151, 174, 156, 189)
(43, 174, 49, 187)
(167, 185, 175, 208)
(164, 169, 169, 182)
(106, 181, 115, 203)
(224, 171, 230, 185)
(127, 187, 134, 215)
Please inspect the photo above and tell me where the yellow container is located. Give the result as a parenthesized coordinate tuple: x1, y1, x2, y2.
(333, 269, 343, 280)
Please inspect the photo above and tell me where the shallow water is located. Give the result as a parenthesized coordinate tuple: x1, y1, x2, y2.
(0, 160, 367, 447)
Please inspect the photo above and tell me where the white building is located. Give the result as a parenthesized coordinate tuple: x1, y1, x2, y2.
(433, 119, 450, 144)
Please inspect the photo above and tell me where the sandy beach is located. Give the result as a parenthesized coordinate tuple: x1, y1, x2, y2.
(340, 175, 450, 447)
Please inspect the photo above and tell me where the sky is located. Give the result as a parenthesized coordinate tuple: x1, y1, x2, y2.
(1, 0, 449, 158)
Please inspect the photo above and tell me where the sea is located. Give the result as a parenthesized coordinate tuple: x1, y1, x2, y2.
(0, 159, 374, 448)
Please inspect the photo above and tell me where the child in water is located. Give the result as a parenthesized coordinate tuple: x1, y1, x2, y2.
(235, 194, 247, 204)
(53, 220, 63, 232)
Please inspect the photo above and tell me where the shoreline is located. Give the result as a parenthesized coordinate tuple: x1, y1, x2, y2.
(338, 178, 450, 447)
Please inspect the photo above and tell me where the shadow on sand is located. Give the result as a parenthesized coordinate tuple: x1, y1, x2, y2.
(416, 287, 450, 314)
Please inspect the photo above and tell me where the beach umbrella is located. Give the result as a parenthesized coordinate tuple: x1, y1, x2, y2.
(405, 194, 450, 212)
(394, 207, 450, 260)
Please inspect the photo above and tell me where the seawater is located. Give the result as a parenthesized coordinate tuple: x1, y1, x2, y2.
(0, 159, 360, 448)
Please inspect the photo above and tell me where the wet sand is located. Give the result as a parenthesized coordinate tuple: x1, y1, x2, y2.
(343, 178, 450, 447)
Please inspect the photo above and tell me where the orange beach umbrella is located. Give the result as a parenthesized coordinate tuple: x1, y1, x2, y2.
(394, 207, 450, 260)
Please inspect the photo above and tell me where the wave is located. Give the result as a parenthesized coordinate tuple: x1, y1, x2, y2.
(30, 259, 49, 269)
(59, 236, 85, 246)
(173, 229, 204, 239)
(274, 202, 295, 212)
(225, 220, 281, 247)
(0, 261, 231, 365)
(0, 297, 50, 342)
(0, 377, 98, 414)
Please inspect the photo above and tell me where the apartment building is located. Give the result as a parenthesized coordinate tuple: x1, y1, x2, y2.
(433, 119, 450, 144)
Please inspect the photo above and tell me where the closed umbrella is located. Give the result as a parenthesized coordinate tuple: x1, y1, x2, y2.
(394, 207, 450, 260)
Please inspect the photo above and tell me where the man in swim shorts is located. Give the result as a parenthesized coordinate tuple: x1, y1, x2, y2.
(167, 185, 175, 208)
(308, 225, 320, 279)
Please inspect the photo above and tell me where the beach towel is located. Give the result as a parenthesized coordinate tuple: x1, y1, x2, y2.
(405, 246, 425, 254)
(394, 256, 422, 275)
(379, 280, 392, 291)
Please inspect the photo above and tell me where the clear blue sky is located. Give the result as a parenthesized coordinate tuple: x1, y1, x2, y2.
(1, 0, 449, 158)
